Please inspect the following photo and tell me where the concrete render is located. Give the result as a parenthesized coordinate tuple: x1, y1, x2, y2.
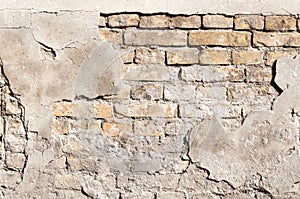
(0, 0, 299, 15)
(0, 6, 299, 199)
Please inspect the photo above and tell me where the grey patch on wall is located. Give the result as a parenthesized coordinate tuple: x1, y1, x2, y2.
(188, 55, 300, 195)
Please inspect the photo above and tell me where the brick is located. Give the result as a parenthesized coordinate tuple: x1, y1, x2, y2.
(232, 50, 263, 65)
(131, 84, 163, 100)
(140, 15, 170, 28)
(52, 101, 74, 117)
(171, 15, 201, 29)
(234, 15, 264, 30)
(124, 30, 187, 46)
(157, 192, 185, 199)
(99, 16, 106, 27)
(196, 86, 227, 101)
(102, 122, 132, 137)
(265, 15, 296, 31)
(135, 48, 165, 64)
(54, 174, 80, 190)
(108, 14, 139, 27)
(120, 48, 134, 64)
(51, 118, 70, 135)
(253, 32, 300, 47)
(5, 100, 21, 115)
(189, 31, 251, 46)
(199, 49, 231, 65)
(134, 120, 165, 136)
(6, 153, 25, 169)
(5, 134, 25, 153)
(166, 48, 199, 65)
(179, 103, 213, 118)
(203, 15, 233, 28)
(246, 66, 272, 82)
(266, 51, 299, 66)
(98, 29, 122, 45)
(114, 102, 178, 118)
(123, 65, 179, 81)
(93, 102, 113, 119)
(164, 83, 196, 101)
(181, 65, 244, 82)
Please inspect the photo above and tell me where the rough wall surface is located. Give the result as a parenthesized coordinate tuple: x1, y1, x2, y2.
(0, 3, 300, 199)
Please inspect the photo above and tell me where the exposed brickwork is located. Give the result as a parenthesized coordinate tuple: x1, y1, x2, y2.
(203, 14, 233, 28)
(1, 10, 300, 199)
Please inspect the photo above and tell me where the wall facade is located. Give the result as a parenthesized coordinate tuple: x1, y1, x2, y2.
(0, 3, 299, 199)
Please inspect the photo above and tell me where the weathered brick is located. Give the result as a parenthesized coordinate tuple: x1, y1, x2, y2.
(123, 65, 179, 81)
(166, 48, 199, 65)
(232, 50, 263, 65)
(93, 102, 113, 119)
(157, 192, 185, 199)
(181, 65, 244, 82)
(199, 49, 231, 65)
(5, 100, 21, 115)
(179, 103, 212, 118)
(99, 16, 106, 27)
(120, 48, 134, 64)
(196, 86, 227, 101)
(54, 174, 80, 190)
(51, 118, 70, 135)
(98, 29, 122, 45)
(131, 84, 163, 100)
(124, 30, 187, 46)
(52, 101, 74, 117)
(102, 122, 132, 137)
(135, 48, 165, 64)
(189, 31, 251, 46)
(265, 15, 296, 31)
(140, 15, 170, 28)
(164, 83, 196, 101)
(234, 15, 264, 30)
(114, 102, 178, 118)
(266, 51, 299, 66)
(253, 32, 300, 47)
(246, 66, 272, 82)
(6, 153, 25, 169)
(134, 120, 165, 136)
(171, 15, 201, 29)
(203, 15, 233, 28)
(108, 14, 139, 27)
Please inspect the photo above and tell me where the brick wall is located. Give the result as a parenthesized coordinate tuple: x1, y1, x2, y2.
(1, 10, 300, 199)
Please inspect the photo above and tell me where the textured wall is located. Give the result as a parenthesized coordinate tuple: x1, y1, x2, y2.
(0, 5, 300, 199)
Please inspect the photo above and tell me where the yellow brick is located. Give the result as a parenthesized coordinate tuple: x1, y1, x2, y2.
(140, 15, 170, 28)
(98, 29, 122, 45)
(93, 102, 112, 119)
(135, 48, 165, 64)
(52, 101, 74, 117)
(189, 30, 251, 47)
(203, 15, 233, 28)
(265, 15, 296, 31)
(120, 48, 134, 64)
(171, 15, 201, 29)
(266, 51, 299, 66)
(253, 32, 300, 47)
(200, 49, 231, 65)
(246, 66, 272, 82)
(99, 16, 106, 27)
(234, 15, 264, 30)
(166, 48, 199, 65)
(102, 122, 132, 137)
(51, 119, 70, 135)
(232, 50, 263, 65)
(108, 14, 139, 27)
